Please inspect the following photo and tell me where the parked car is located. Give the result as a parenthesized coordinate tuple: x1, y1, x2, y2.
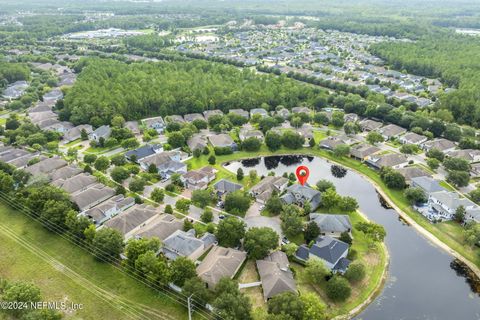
(218, 214, 225, 220)
(281, 237, 290, 245)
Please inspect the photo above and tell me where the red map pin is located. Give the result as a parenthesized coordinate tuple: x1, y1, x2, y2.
(295, 166, 310, 186)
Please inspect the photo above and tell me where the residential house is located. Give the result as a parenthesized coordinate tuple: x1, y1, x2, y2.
(105, 204, 159, 238)
(319, 136, 347, 151)
(295, 236, 350, 274)
(377, 124, 406, 140)
(395, 167, 431, 184)
(256, 251, 297, 301)
(133, 214, 183, 240)
(2, 81, 28, 100)
(0, 147, 40, 169)
(28, 110, 57, 125)
(143, 116, 166, 133)
(350, 144, 381, 161)
(366, 153, 409, 170)
(411, 176, 445, 195)
(183, 113, 205, 122)
(203, 109, 223, 120)
(471, 163, 480, 178)
(28, 102, 51, 113)
(298, 124, 314, 146)
(182, 166, 217, 190)
(427, 191, 477, 221)
(24, 157, 67, 176)
(125, 144, 163, 162)
(239, 125, 264, 142)
(197, 246, 247, 289)
(291, 106, 310, 114)
(52, 173, 97, 194)
(71, 184, 116, 212)
(445, 149, 480, 163)
(49, 165, 82, 181)
(250, 176, 288, 204)
(229, 109, 249, 119)
(187, 134, 208, 151)
(213, 179, 242, 196)
(359, 119, 383, 132)
(139, 151, 187, 179)
(344, 113, 359, 123)
(280, 184, 321, 211)
(421, 138, 456, 153)
(309, 213, 352, 238)
(124, 121, 140, 135)
(165, 115, 185, 123)
(276, 108, 290, 119)
(208, 134, 237, 150)
(162, 229, 216, 261)
(82, 195, 135, 226)
(90, 125, 111, 142)
(43, 88, 63, 103)
(62, 125, 93, 143)
(250, 108, 269, 118)
(399, 132, 428, 145)
(465, 208, 480, 224)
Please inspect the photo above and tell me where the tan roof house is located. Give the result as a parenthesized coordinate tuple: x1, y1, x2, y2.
(256, 251, 297, 301)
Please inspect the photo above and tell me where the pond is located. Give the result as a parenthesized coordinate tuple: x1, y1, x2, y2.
(224, 155, 480, 320)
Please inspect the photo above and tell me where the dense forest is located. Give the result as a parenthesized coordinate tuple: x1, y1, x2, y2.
(371, 33, 480, 127)
(0, 61, 30, 87)
(62, 58, 326, 125)
(123, 34, 174, 52)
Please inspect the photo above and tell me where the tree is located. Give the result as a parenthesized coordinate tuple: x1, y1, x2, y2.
(301, 292, 326, 320)
(282, 242, 298, 259)
(427, 158, 440, 170)
(426, 148, 444, 162)
(267, 292, 304, 320)
(81, 128, 89, 140)
(345, 262, 366, 283)
(469, 188, 480, 204)
(443, 157, 470, 172)
(447, 170, 470, 187)
(356, 222, 386, 242)
(165, 204, 173, 214)
(379, 167, 406, 189)
(124, 237, 161, 269)
(339, 231, 352, 245)
(282, 130, 305, 149)
(191, 189, 211, 208)
(265, 131, 282, 151)
(111, 154, 126, 166)
(111, 115, 125, 128)
(313, 112, 329, 125)
(224, 191, 251, 216)
(464, 222, 480, 247)
(129, 178, 146, 193)
(111, 166, 129, 183)
(208, 155, 216, 165)
(182, 277, 212, 306)
(316, 179, 335, 192)
(404, 187, 427, 204)
(244, 227, 279, 259)
(193, 148, 202, 158)
(249, 170, 258, 182)
(0, 171, 14, 193)
(84, 154, 97, 164)
(338, 196, 359, 212)
(170, 257, 197, 287)
(215, 216, 246, 248)
(280, 205, 304, 238)
(304, 257, 329, 285)
(121, 138, 139, 149)
(2, 280, 41, 317)
(454, 205, 466, 223)
(167, 132, 185, 148)
(333, 144, 350, 157)
(304, 221, 320, 244)
(135, 251, 170, 284)
(183, 219, 194, 231)
(326, 276, 351, 302)
(213, 278, 252, 320)
(175, 198, 191, 213)
(265, 195, 283, 215)
(65, 211, 92, 240)
(400, 144, 419, 154)
(91, 227, 124, 261)
(237, 168, 244, 181)
(40, 200, 74, 229)
(331, 111, 345, 128)
(321, 188, 340, 209)
(151, 188, 165, 203)
(94, 156, 110, 171)
(201, 207, 214, 223)
(366, 131, 384, 145)
(242, 137, 262, 151)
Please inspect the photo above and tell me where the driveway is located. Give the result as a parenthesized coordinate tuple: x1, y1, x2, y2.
(244, 202, 282, 236)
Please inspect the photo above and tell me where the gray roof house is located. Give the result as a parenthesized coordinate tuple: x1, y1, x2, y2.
(165, 115, 185, 123)
(276, 108, 290, 119)
(71, 184, 116, 212)
(203, 109, 223, 120)
(445, 149, 480, 163)
(291, 106, 310, 114)
(62, 124, 93, 143)
(239, 126, 264, 142)
(183, 113, 205, 122)
(24, 157, 67, 176)
(280, 184, 321, 211)
(162, 229, 216, 261)
(250, 176, 289, 204)
(359, 119, 383, 132)
(213, 179, 242, 195)
(43, 88, 63, 102)
(295, 236, 350, 274)
(49, 165, 82, 181)
(139, 152, 187, 179)
(421, 138, 456, 152)
(90, 125, 111, 142)
(399, 132, 428, 145)
(427, 191, 478, 221)
(229, 108, 249, 119)
(411, 176, 445, 194)
(208, 134, 237, 150)
(309, 213, 352, 238)
(377, 124, 406, 140)
(52, 173, 97, 195)
(0, 147, 39, 169)
(125, 144, 163, 162)
(187, 134, 208, 151)
(256, 251, 297, 301)
(197, 246, 247, 289)
(83, 195, 135, 226)
(350, 143, 381, 161)
(143, 116, 166, 133)
(182, 166, 217, 190)
(133, 214, 183, 240)
(104, 204, 158, 237)
(124, 121, 140, 135)
(319, 136, 346, 150)
(2, 81, 28, 100)
(250, 108, 269, 118)
(366, 153, 409, 170)
(395, 167, 431, 184)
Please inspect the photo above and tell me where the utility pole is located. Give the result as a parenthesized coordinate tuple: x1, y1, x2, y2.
(187, 294, 193, 320)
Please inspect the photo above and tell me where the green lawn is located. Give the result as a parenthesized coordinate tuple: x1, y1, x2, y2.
(0, 203, 190, 320)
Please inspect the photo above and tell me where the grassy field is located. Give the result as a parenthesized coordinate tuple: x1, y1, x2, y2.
(0, 203, 192, 320)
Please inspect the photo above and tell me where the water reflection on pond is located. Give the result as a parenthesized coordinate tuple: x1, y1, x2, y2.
(224, 155, 480, 320)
